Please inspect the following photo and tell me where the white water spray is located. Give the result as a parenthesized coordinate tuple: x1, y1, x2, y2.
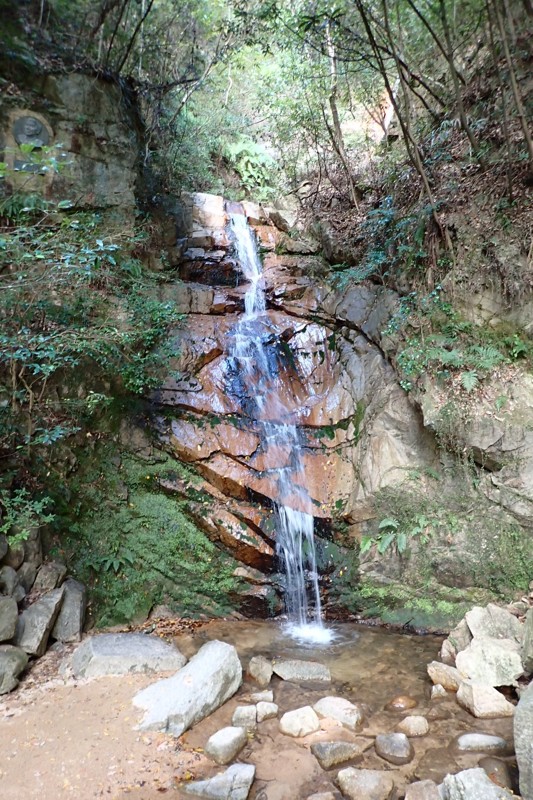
(228, 212, 331, 643)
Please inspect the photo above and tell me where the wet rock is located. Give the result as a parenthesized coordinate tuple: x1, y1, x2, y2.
(426, 704, 452, 720)
(455, 733, 510, 754)
(404, 780, 440, 800)
(455, 637, 523, 687)
(33, 561, 67, 592)
(478, 757, 514, 790)
(456, 681, 515, 718)
(310, 741, 364, 769)
(205, 726, 248, 765)
(273, 659, 331, 683)
(465, 604, 524, 643)
(427, 661, 462, 691)
(439, 767, 514, 799)
(396, 715, 429, 737)
(232, 705, 257, 731)
(440, 619, 472, 666)
(415, 748, 458, 784)
(430, 684, 447, 700)
(248, 655, 273, 687)
(250, 690, 273, 703)
(182, 763, 255, 800)
(134, 640, 242, 735)
(375, 732, 414, 765)
(336, 768, 394, 800)
(72, 632, 186, 678)
(514, 680, 533, 800)
(51, 579, 86, 643)
(256, 701, 278, 722)
(522, 608, 533, 674)
(279, 706, 320, 737)
(313, 696, 364, 730)
(385, 694, 417, 710)
(0, 596, 18, 642)
(14, 587, 64, 656)
(0, 644, 28, 694)
(306, 793, 336, 800)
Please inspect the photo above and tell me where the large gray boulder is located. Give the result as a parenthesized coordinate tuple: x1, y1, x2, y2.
(51, 579, 86, 643)
(13, 587, 64, 656)
(0, 596, 18, 642)
(440, 767, 514, 799)
(456, 681, 515, 718)
(133, 640, 242, 735)
(71, 632, 186, 678)
(515, 680, 533, 800)
(465, 604, 524, 643)
(272, 658, 331, 683)
(0, 565, 25, 602)
(182, 763, 255, 799)
(33, 561, 67, 592)
(0, 644, 28, 694)
(455, 637, 523, 686)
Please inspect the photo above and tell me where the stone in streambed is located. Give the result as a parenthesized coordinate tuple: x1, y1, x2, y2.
(385, 694, 417, 710)
(14, 587, 64, 656)
(0, 644, 28, 694)
(182, 763, 255, 799)
(397, 715, 429, 737)
(336, 768, 394, 800)
(465, 604, 523, 642)
(430, 684, 447, 700)
(134, 640, 241, 735)
(247, 654, 272, 687)
(311, 741, 364, 769)
(456, 681, 515, 718)
(454, 732, 510, 754)
(313, 696, 364, 730)
(426, 661, 462, 691)
(0, 596, 18, 642)
(232, 705, 257, 731)
(250, 689, 273, 703)
(455, 637, 523, 687)
(205, 726, 247, 765)
(272, 658, 331, 683)
(375, 732, 414, 765)
(256, 701, 278, 721)
(279, 706, 320, 737)
(478, 757, 514, 791)
(73, 632, 186, 678)
(439, 767, 514, 799)
(306, 793, 336, 800)
(404, 780, 441, 800)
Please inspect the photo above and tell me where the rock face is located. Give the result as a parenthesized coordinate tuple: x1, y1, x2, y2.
(272, 659, 331, 683)
(0, 644, 28, 694)
(515, 680, 533, 800)
(133, 640, 242, 735)
(71, 633, 186, 678)
(182, 763, 255, 800)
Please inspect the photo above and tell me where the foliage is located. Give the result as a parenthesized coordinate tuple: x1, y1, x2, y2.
(360, 513, 433, 558)
(0, 488, 54, 545)
(223, 136, 277, 200)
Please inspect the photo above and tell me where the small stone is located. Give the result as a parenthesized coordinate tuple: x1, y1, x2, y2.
(456, 681, 515, 718)
(427, 661, 462, 691)
(385, 694, 417, 711)
(440, 767, 514, 799)
(306, 793, 336, 800)
(311, 741, 364, 769)
(0, 644, 28, 694)
(313, 696, 364, 731)
(337, 768, 394, 800)
(404, 780, 440, 800)
(279, 706, 320, 737)
(272, 659, 331, 683)
(256, 701, 278, 722)
(182, 763, 255, 800)
(247, 655, 273, 687)
(33, 561, 67, 592)
(430, 684, 447, 699)
(205, 726, 247, 765)
(375, 732, 414, 765)
(397, 715, 429, 737)
(232, 705, 257, 731)
(478, 757, 513, 790)
(0, 596, 18, 642)
(250, 689, 273, 703)
(455, 733, 510, 754)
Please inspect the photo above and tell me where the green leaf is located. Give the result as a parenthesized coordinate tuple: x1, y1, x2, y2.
(378, 517, 399, 530)
(461, 370, 479, 393)
(377, 531, 396, 554)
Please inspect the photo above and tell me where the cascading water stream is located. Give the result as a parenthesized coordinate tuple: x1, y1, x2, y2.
(228, 211, 331, 643)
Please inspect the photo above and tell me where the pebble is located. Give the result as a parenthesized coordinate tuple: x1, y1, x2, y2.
(375, 732, 414, 765)
(455, 732, 510, 754)
(385, 694, 417, 711)
(396, 715, 429, 737)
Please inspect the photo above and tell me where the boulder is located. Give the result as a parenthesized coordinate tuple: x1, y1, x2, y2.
(133, 640, 242, 735)
(440, 619, 472, 665)
(205, 726, 247, 765)
(13, 587, 64, 656)
(182, 763, 255, 800)
(0, 533, 7, 561)
(16, 562, 38, 593)
(2, 542, 24, 570)
(232, 705, 257, 731)
(404, 781, 441, 800)
(465, 604, 524, 643)
(0, 596, 18, 642)
(33, 561, 67, 592)
(0, 644, 28, 693)
(279, 706, 320, 737)
(72, 632, 186, 678)
(51, 579, 86, 643)
(439, 767, 514, 799)
(313, 696, 364, 731)
(336, 768, 394, 800)
(247, 655, 272, 687)
(397, 716, 429, 737)
(0, 565, 24, 601)
(455, 637, 523, 686)
(310, 741, 364, 769)
(272, 659, 331, 683)
(426, 661, 462, 691)
(256, 701, 278, 722)
(22, 528, 42, 566)
(523, 608, 533, 674)
(375, 732, 414, 765)
(456, 681, 515, 718)
(454, 732, 510, 754)
(514, 680, 533, 800)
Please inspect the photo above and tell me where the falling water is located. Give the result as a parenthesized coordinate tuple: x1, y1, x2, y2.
(228, 211, 331, 643)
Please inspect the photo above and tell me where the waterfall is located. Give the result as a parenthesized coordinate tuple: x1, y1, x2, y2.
(228, 211, 331, 643)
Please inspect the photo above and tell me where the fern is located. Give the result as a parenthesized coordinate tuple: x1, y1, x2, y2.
(465, 345, 505, 371)
(461, 370, 479, 393)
